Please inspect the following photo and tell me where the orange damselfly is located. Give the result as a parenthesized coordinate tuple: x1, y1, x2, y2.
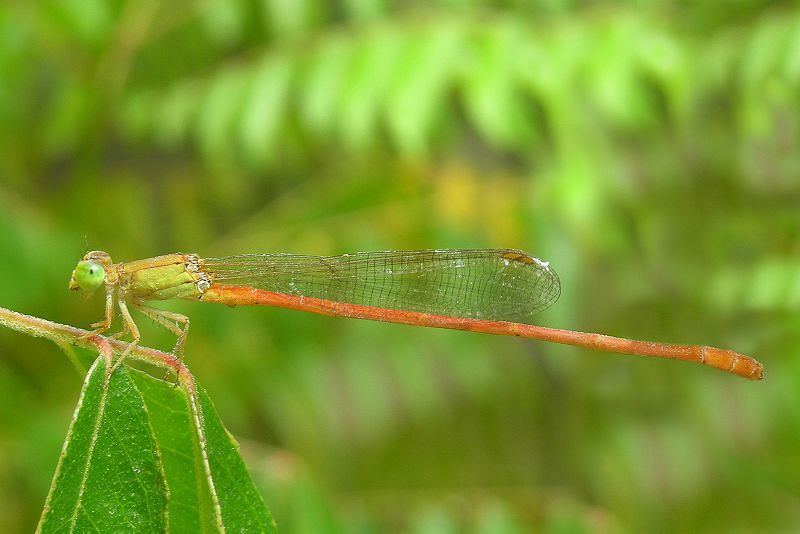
(68, 249, 763, 380)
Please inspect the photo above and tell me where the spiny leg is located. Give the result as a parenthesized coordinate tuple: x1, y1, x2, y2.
(133, 303, 190, 382)
(134, 304, 190, 356)
(77, 283, 116, 343)
(109, 297, 141, 374)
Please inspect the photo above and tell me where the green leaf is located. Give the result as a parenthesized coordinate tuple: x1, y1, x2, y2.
(344, 0, 386, 20)
(38, 358, 168, 532)
(193, 378, 276, 531)
(202, 0, 246, 46)
(386, 24, 461, 157)
(43, 0, 113, 49)
(120, 90, 156, 143)
(196, 68, 249, 167)
(338, 29, 400, 151)
(155, 83, 203, 149)
(460, 23, 530, 148)
(239, 56, 293, 167)
(39, 357, 276, 532)
(129, 366, 215, 530)
(263, 0, 317, 38)
(636, 32, 691, 126)
(300, 36, 352, 137)
(583, 18, 652, 129)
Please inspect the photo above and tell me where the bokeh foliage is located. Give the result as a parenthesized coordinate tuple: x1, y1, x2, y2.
(0, 0, 798, 531)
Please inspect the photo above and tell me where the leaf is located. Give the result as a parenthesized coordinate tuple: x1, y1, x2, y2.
(38, 357, 276, 532)
(201, 0, 246, 46)
(636, 32, 691, 126)
(385, 24, 461, 157)
(460, 22, 530, 148)
(709, 259, 800, 313)
(583, 18, 652, 129)
(38, 358, 168, 532)
(337, 29, 400, 151)
(192, 378, 276, 531)
(239, 55, 293, 167)
(120, 90, 156, 143)
(129, 366, 215, 530)
(344, 0, 385, 20)
(263, 0, 318, 38)
(42, 0, 113, 50)
(738, 18, 793, 138)
(155, 83, 203, 149)
(299, 36, 352, 137)
(42, 79, 91, 156)
(196, 68, 249, 167)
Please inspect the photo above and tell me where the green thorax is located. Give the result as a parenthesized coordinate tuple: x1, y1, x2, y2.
(120, 254, 205, 301)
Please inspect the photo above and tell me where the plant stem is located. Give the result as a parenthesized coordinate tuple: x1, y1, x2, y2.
(0, 306, 191, 384)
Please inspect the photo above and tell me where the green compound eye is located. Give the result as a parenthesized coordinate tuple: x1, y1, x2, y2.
(74, 261, 105, 291)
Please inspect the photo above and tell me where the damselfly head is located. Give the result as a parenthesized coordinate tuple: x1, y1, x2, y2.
(69, 251, 113, 293)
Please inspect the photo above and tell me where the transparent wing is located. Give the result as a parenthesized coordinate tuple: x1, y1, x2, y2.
(201, 249, 560, 323)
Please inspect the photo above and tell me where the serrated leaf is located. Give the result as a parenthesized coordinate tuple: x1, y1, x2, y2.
(39, 358, 276, 532)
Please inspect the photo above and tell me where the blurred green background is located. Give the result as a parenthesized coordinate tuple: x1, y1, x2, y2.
(0, 0, 798, 531)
